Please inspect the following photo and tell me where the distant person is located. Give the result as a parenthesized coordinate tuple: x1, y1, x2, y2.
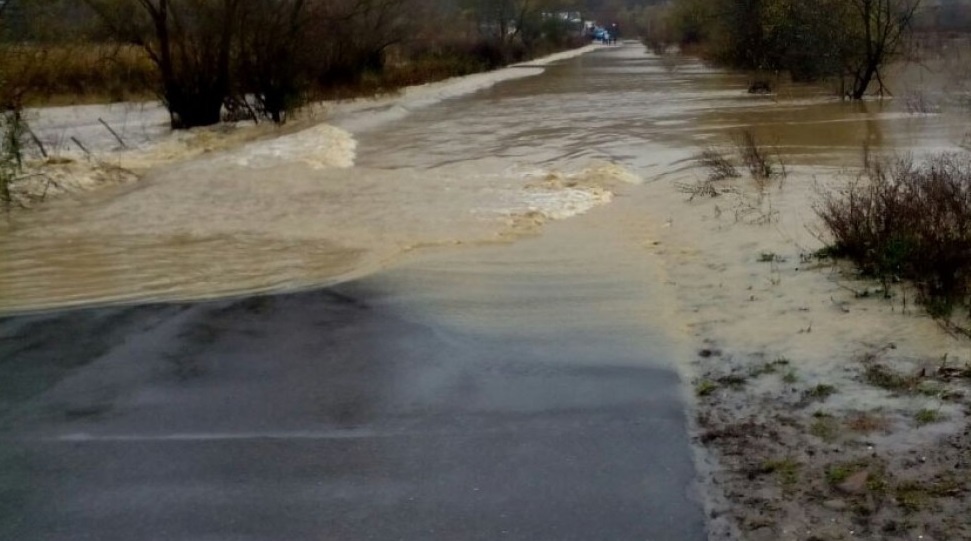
(603, 32, 611, 45)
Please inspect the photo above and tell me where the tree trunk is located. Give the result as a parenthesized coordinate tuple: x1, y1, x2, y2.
(167, 92, 224, 129)
(852, 64, 877, 100)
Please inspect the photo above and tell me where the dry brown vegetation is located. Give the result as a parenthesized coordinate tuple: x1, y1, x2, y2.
(698, 147, 741, 182)
(734, 130, 776, 185)
(4, 45, 156, 105)
(650, 0, 924, 99)
(817, 152, 971, 320)
(71, 0, 587, 128)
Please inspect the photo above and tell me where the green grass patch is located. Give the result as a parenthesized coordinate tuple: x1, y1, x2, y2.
(762, 457, 801, 490)
(750, 358, 791, 377)
(894, 482, 929, 513)
(809, 416, 841, 442)
(716, 374, 748, 388)
(804, 384, 837, 402)
(914, 408, 944, 426)
(863, 363, 917, 393)
(696, 380, 718, 397)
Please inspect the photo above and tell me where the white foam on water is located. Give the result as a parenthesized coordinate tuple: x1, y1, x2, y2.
(516, 187, 614, 220)
(224, 123, 357, 169)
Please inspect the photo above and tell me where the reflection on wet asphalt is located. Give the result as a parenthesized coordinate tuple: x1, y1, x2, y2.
(0, 158, 708, 538)
(0, 263, 703, 539)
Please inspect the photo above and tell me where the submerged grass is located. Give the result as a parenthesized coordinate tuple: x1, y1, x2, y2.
(863, 362, 919, 393)
(762, 457, 801, 490)
(914, 408, 945, 426)
(696, 379, 719, 397)
(844, 411, 893, 434)
(698, 147, 741, 181)
(735, 130, 772, 179)
(809, 415, 841, 442)
(804, 383, 837, 402)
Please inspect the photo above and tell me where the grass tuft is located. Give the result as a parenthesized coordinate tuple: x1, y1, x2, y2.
(809, 416, 841, 442)
(716, 374, 748, 388)
(697, 147, 741, 181)
(804, 383, 837, 402)
(844, 411, 892, 434)
(762, 457, 801, 490)
(914, 408, 944, 426)
(696, 379, 719, 397)
(863, 362, 918, 393)
(733, 130, 780, 188)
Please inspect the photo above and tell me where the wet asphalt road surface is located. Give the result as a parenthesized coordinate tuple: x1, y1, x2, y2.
(0, 259, 705, 540)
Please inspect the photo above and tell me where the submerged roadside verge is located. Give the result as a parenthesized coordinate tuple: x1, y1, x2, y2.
(637, 157, 971, 540)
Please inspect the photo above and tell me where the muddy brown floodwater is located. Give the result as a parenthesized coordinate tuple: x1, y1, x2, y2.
(1, 43, 968, 315)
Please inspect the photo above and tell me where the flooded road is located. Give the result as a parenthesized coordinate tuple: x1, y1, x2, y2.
(0, 199, 705, 540)
(3, 42, 971, 540)
(2, 43, 968, 314)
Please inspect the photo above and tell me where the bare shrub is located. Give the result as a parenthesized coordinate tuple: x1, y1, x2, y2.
(0, 110, 27, 209)
(76, 0, 580, 127)
(82, 0, 242, 129)
(734, 130, 775, 187)
(732, 192, 780, 225)
(698, 147, 740, 181)
(688, 136, 785, 223)
(816, 152, 971, 316)
(676, 179, 740, 201)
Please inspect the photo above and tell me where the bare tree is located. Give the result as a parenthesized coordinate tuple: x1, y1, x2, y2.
(82, 0, 242, 129)
(462, 0, 577, 54)
(845, 0, 921, 99)
(235, 0, 312, 123)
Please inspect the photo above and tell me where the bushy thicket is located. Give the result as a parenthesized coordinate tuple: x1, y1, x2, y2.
(0, 0, 585, 131)
(56, 0, 585, 128)
(817, 153, 971, 316)
(647, 0, 921, 98)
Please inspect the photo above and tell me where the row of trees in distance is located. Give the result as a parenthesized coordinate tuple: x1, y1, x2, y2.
(638, 0, 935, 99)
(0, 0, 598, 128)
